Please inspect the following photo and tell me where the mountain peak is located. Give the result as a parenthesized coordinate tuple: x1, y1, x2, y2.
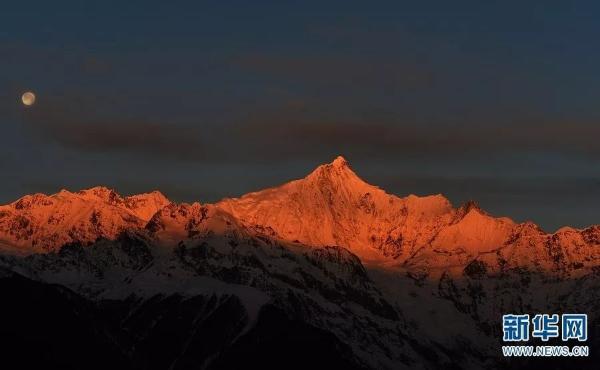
(332, 155, 348, 168)
(72, 187, 169, 216)
(322, 155, 350, 171)
(218, 155, 414, 262)
(124, 190, 171, 221)
(0, 186, 171, 252)
(77, 186, 122, 203)
(306, 155, 362, 184)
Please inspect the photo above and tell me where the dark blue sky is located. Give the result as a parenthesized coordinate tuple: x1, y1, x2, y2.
(1, 1, 599, 231)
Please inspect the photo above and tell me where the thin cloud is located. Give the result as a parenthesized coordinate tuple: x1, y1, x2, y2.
(20, 91, 600, 164)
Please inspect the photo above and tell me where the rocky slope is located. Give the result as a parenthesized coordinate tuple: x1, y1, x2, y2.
(218, 156, 600, 278)
(0, 156, 598, 369)
(2, 156, 598, 274)
(0, 187, 169, 253)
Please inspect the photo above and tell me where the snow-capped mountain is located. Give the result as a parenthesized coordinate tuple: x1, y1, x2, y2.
(217, 156, 462, 263)
(218, 156, 600, 277)
(0, 157, 598, 369)
(0, 186, 169, 253)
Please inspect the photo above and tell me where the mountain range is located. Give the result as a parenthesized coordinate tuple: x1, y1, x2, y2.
(0, 156, 598, 369)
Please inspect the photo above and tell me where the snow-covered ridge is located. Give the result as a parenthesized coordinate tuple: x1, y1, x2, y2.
(0, 186, 169, 253)
(0, 156, 598, 276)
(1, 157, 600, 369)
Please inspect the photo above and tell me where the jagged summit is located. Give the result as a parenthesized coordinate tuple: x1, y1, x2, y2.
(302, 155, 352, 176)
(2, 162, 600, 370)
(303, 156, 379, 194)
(331, 155, 349, 168)
(218, 156, 458, 262)
(75, 186, 169, 206)
(77, 186, 122, 204)
(0, 157, 598, 273)
(218, 156, 378, 205)
(0, 186, 170, 253)
(9, 186, 168, 207)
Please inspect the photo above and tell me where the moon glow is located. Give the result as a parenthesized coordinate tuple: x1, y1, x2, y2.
(21, 91, 36, 106)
